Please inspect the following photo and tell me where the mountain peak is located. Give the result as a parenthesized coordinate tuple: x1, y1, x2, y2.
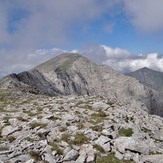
(1, 53, 163, 117)
(126, 67, 163, 93)
(33, 53, 83, 73)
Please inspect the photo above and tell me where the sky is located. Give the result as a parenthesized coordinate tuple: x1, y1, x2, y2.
(1, 0, 163, 78)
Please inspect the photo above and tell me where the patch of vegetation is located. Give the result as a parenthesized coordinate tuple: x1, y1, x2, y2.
(33, 102, 38, 106)
(90, 109, 107, 124)
(66, 122, 71, 126)
(61, 133, 71, 143)
(48, 116, 61, 121)
(112, 119, 117, 123)
(75, 110, 80, 114)
(93, 144, 105, 153)
(25, 137, 35, 142)
(151, 151, 162, 155)
(37, 107, 43, 113)
(23, 110, 37, 116)
(96, 153, 120, 163)
(118, 128, 133, 137)
(84, 105, 92, 110)
(37, 132, 44, 138)
(37, 115, 43, 119)
(96, 153, 135, 163)
(30, 122, 47, 129)
(0, 146, 9, 151)
(49, 142, 63, 155)
(141, 127, 151, 133)
(17, 116, 29, 122)
(152, 137, 163, 143)
(91, 109, 106, 118)
(59, 126, 67, 132)
(90, 125, 103, 132)
(77, 123, 84, 129)
(70, 133, 88, 145)
(8, 136, 16, 142)
(29, 150, 41, 161)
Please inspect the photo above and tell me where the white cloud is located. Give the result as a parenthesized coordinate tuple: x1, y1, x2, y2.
(103, 52, 163, 73)
(0, 0, 119, 50)
(101, 45, 130, 59)
(0, 48, 67, 78)
(123, 0, 163, 33)
(1, 44, 163, 78)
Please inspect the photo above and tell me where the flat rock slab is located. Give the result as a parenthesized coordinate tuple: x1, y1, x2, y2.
(141, 155, 163, 163)
(114, 137, 150, 155)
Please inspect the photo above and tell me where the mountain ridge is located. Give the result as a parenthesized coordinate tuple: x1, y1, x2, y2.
(126, 67, 163, 93)
(1, 53, 163, 116)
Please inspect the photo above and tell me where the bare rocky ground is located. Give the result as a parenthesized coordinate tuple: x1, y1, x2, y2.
(0, 89, 163, 163)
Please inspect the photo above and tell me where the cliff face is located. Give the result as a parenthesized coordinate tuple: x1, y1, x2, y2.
(0, 53, 163, 116)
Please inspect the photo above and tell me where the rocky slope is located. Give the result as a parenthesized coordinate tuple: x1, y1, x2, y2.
(0, 88, 163, 163)
(126, 67, 163, 93)
(1, 53, 163, 116)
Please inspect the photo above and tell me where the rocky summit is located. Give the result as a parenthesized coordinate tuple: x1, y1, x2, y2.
(126, 67, 163, 94)
(1, 53, 163, 117)
(0, 53, 163, 163)
(0, 89, 163, 163)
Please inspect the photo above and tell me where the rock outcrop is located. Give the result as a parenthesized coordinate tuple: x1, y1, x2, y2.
(0, 53, 163, 116)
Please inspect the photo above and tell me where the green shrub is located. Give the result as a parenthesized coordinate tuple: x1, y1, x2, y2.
(61, 133, 71, 142)
(96, 153, 120, 163)
(17, 116, 29, 122)
(90, 125, 103, 132)
(59, 126, 67, 132)
(118, 128, 133, 137)
(49, 142, 63, 155)
(29, 150, 40, 161)
(30, 122, 47, 129)
(8, 136, 16, 142)
(26, 137, 35, 142)
(93, 144, 105, 153)
(23, 110, 37, 116)
(70, 133, 88, 145)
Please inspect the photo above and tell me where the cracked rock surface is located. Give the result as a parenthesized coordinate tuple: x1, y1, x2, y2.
(0, 89, 163, 162)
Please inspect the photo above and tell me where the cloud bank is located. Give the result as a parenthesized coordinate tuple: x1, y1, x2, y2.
(123, 0, 163, 33)
(1, 0, 163, 50)
(1, 44, 163, 78)
(0, 0, 117, 49)
(1, 1, 163, 77)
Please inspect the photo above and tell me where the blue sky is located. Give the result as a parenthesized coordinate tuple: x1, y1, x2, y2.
(1, 0, 163, 77)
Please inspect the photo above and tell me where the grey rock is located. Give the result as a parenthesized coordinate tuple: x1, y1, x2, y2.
(132, 153, 140, 163)
(80, 144, 95, 163)
(114, 137, 150, 155)
(95, 135, 111, 152)
(75, 151, 87, 163)
(25, 159, 35, 163)
(44, 153, 56, 163)
(63, 149, 79, 161)
(115, 151, 123, 160)
(92, 102, 109, 110)
(1, 53, 163, 116)
(141, 155, 163, 163)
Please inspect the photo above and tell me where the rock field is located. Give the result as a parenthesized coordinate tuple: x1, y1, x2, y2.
(0, 89, 163, 163)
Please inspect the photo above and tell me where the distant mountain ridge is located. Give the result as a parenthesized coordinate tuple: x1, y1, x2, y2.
(126, 67, 163, 93)
(1, 53, 163, 116)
